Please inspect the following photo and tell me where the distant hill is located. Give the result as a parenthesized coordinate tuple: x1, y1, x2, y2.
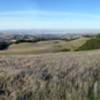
(0, 32, 81, 42)
(0, 32, 100, 53)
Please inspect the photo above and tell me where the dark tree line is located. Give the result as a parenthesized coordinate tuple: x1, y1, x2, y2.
(0, 41, 10, 50)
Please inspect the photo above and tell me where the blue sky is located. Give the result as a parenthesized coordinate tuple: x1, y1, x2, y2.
(0, 0, 100, 30)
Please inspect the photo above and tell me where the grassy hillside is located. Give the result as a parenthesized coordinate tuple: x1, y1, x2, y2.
(76, 34, 100, 51)
(1, 33, 100, 54)
(0, 37, 90, 55)
(0, 51, 100, 100)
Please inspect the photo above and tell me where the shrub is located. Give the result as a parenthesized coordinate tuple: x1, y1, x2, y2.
(0, 41, 10, 50)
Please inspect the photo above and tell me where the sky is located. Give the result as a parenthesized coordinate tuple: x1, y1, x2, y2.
(0, 0, 100, 30)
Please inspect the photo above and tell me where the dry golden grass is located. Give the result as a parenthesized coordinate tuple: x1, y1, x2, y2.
(0, 50, 100, 100)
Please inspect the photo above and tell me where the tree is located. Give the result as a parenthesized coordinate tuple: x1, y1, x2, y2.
(0, 41, 10, 50)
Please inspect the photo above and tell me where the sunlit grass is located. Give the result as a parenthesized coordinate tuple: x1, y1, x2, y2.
(0, 51, 100, 99)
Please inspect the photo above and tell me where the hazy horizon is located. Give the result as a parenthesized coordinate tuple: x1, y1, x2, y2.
(0, 29, 100, 34)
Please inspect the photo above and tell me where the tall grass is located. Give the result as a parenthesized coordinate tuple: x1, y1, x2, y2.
(0, 52, 100, 100)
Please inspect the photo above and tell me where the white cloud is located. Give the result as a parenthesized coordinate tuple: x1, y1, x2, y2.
(0, 10, 37, 16)
(36, 10, 100, 19)
(0, 10, 100, 19)
(0, 10, 100, 29)
(0, 10, 34, 30)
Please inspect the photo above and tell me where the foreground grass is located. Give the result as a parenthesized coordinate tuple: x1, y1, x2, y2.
(0, 51, 100, 100)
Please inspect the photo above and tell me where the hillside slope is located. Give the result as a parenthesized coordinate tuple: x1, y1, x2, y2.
(76, 34, 100, 51)
(0, 37, 90, 55)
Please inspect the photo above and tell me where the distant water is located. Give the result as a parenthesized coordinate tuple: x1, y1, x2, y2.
(32, 29, 100, 34)
(0, 29, 100, 34)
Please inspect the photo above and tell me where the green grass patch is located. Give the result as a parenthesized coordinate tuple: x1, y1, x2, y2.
(76, 38, 100, 51)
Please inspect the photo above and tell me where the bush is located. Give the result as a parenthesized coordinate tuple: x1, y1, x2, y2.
(0, 41, 10, 50)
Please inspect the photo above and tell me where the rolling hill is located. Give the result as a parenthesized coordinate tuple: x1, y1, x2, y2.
(0, 37, 90, 55)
